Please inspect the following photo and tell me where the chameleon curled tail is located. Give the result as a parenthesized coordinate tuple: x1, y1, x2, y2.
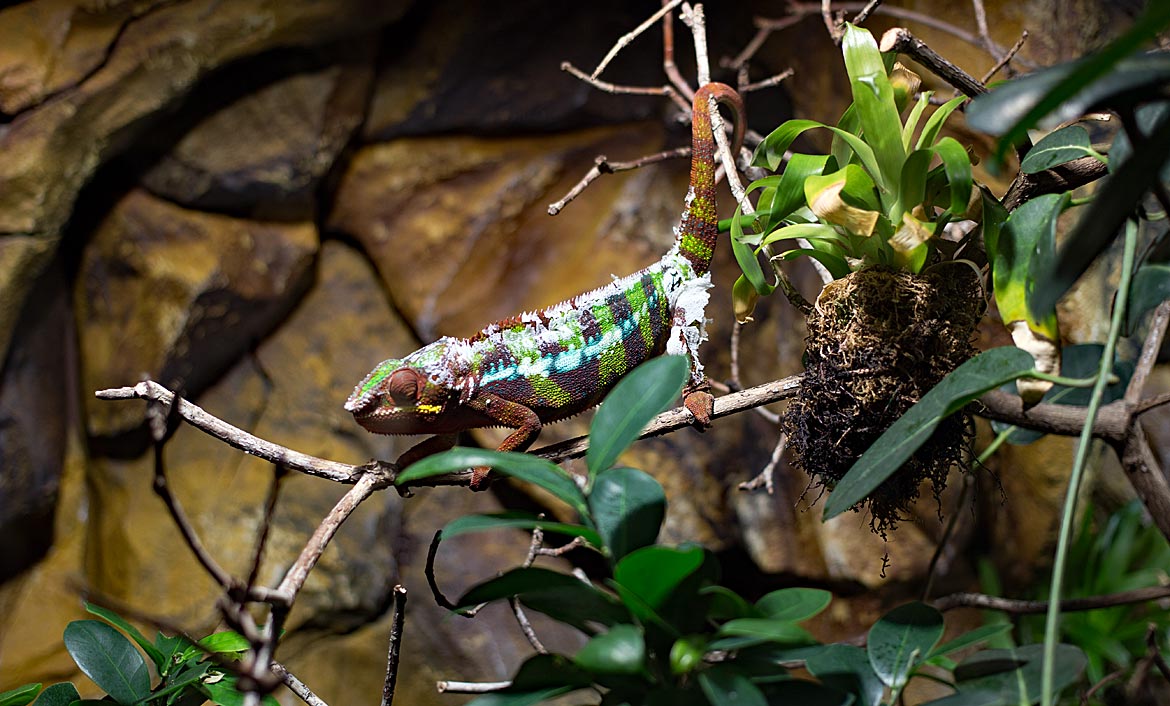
(346, 82, 745, 487)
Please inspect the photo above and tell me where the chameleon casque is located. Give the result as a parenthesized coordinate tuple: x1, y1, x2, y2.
(346, 82, 745, 487)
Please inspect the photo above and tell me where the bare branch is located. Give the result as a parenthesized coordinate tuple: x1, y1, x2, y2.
(879, 27, 986, 98)
(738, 432, 788, 493)
(273, 662, 329, 706)
(97, 381, 392, 486)
(437, 681, 512, 694)
(851, 0, 883, 26)
(934, 585, 1170, 613)
(381, 586, 407, 706)
(548, 148, 691, 216)
(1127, 300, 1170, 405)
(980, 30, 1028, 84)
(1003, 156, 1110, 211)
(740, 68, 795, 94)
(592, 0, 683, 79)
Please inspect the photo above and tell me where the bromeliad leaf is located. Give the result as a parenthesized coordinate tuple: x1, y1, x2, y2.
(63, 620, 152, 706)
(841, 23, 905, 194)
(397, 448, 588, 519)
(587, 356, 688, 476)
(824, 347, 1038, 520)
(1019, 125, 1105, 173)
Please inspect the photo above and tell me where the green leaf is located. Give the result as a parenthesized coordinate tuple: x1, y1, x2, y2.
(588, 467, 666, 559)
(927, 624, 1013, 661)
(1020, 125, 1102, 173)
(1030, 110, 1170, 320)
(841, 23, 906, 194)
(198, 631, 250, 656)
(898, 149, 934, 221)
(759, 223, 848, 249)
(396, 448, 588, 518)
(456, 567, 628, 632)
(698, 667, 768, 706)
(574, 624, 646, 675)
(824, 347, 1038, 519)
(0, 684, 40, 706)
(774, 248, 852, 280)
(1127, 263, 1170, 333)
(916, 96, 967, 151)
(752, 119, 884, 194)
(806, 644, 884, 706)
(30, 684, 80, 706)
(965, 6, 1170, 155)
(201, 674, 280, 706)
(510, 654, 594, 691)
(771, 154, 831, 225)
(933, 137, 973, 218)
(758, 680, 854, 706)
(465, 688, 576, 706)
(754, 588, 832, 622)
(612, 545, 705, 612)
(441, 512, 603, 548)
(731, 211, 774, 298)
(63, 620, 152, 706)
(867, 602, 944, 689)
(85, 604, 167, 670)
(902, 92, 933, 151)
(702, 586, 762, 620)
(715, 618, 816, 647)
(588, 356, 688, 475)
(922, 644, 1087, 706)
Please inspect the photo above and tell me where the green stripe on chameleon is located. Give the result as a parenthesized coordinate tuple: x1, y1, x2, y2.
(680, 233, 713, 262)
(531, 376, 571, 406)
(361, 364, 394, 395)
(688, 194, 715, 222)
(599, 340, 628, 385)
(625, 280, 655, 349)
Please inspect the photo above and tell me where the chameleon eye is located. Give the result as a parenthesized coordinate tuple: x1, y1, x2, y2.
(386, 369, 425, 407)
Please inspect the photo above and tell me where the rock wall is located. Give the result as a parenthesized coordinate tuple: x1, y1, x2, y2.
(0, 1, 1152, 704)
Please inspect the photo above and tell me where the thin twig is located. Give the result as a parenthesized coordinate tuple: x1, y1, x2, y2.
(1148, 625, 1170, 684)
(933, 585, 1170, 613)
(381, 585, 407, 706)
(740, 68, 795, 93)
(510, 528, 549, 653)
(1127, 300, 1170, 405)
(970, 0, 995, 57)
(738, 432, 788, 493)
(273, 662, 329, 706)
(97, 381, 393, 486)
(851, 0, 884, 26)
(879, 27, 987, 98)
(275, 472, 381, 600)
(246, 464, 286, 591)
(1080, 668, 1127, 706)
(548, 148, 691, 216)
(437, 681, 512, 694)
(592, 0, 683, 79)
(922, 473, 973, 601)
(424, 530, 458, 611)
(979, 30, 1028, 84)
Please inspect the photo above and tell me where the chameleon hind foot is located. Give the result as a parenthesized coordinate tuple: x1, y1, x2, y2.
(683, 383, 714, 429)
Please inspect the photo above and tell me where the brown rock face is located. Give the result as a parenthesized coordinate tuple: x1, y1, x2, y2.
(77, 190, 317, 438)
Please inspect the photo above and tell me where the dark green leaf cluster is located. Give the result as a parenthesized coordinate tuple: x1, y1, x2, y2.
(1, 605, 268, 706)
(394, 357, 1087, 706)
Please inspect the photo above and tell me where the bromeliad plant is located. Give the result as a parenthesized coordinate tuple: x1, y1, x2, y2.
(730, 23, 986, 531)
(393, 357, 1087, 706)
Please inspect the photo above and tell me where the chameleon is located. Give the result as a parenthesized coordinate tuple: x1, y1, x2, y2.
(346, 82, 745, 487)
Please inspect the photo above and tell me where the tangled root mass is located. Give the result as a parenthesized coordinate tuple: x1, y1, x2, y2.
(786, 264, 986, 535)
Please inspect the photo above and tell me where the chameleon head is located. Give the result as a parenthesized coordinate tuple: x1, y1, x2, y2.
(344, 359, 450, 434)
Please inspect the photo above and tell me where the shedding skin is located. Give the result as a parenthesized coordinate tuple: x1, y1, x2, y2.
(346, 83, 745, 488)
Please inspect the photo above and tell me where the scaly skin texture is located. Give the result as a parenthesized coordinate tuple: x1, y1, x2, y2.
(347, 83, 745, 487)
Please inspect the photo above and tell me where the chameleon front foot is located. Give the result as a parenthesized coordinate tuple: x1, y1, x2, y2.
(469, 466, 493, 491)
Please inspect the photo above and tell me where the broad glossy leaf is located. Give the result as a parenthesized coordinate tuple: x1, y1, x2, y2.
(715, 618, 816, 646)
(0, 684, 40, 706)
(442, 512, 602, 548)
(1030, 108, 1170, 320)
(201, 674, 280, 706)
(63, 620, 151, 705)
(759, 679, 854, 706)
(1020, 125, 1101, 173)
(510, 654, 593, 691)
(702, 586, 762, 620)
(588, 356, 688, 475)
(397, 448, 588, 518)
(1127, 262, 1170, 332)
(922, 644, 1086, 706)
(698, 667, 768, 706)
(754, 588, 832, 622)
(457, 567, 628, 631)
(842, 23, 906, 191)
(807, 644, 884, 706)
(30, 684, 80, 706)
(824, 347, 1038, 519)
(867, 602, 944, 688)
(964, 0, 1170, 154)
(574, 624, 646, 675)
(612, 545, 705, 612)
(997, 193, 1065, 335)
(926, 624, 1013, 661)
(85, 604, 166, 670)
(465, 688, 576, 706)
(588, 467, 666, 559)
(198, 631, 250, 656)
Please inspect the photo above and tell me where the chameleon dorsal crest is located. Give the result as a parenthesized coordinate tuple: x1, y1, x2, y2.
(348, 82, 745, 488)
